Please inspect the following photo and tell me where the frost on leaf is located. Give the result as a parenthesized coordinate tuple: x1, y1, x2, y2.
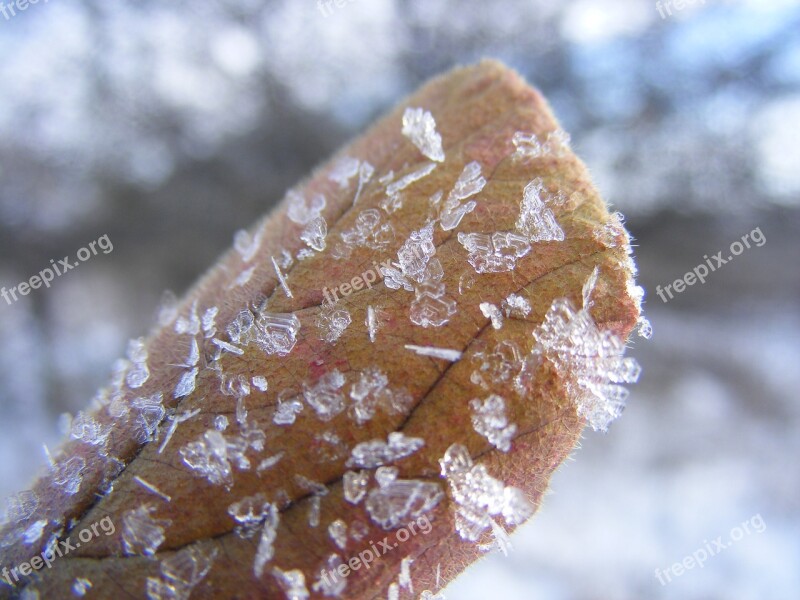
(315, 303, 351, 343)
(402, 107, 445, 162)
(121, 504, 170, 556)
(346, 432, 425, 468)
(457, 232, 530, 273)
(404, 344, 462, 362)
(519, 295, 641, 432)
(479, 302, 504, 330)
(502, 293, 531, 318)
(512, 129, 571, 159)
(234, 228, 263, 263)
(173, 367, 199, 399)
(52, 456, 85, 496)
(252, 503, 279, 578)
(410, 281, 457, 328)
(302, 370, 346, 422)
(343, 470, 369, 505)
(327, 519, 348, 550)
(516, 178, 565, 242)
(300, 216, 328, 252)
(440, 162, 485, 231)
(440, 444, 533, 542)
(146, 546, 217, 600)
(228, 493, 271, 536)
(469, 395, 516, 452)
(125, 337, 150, 389)
(227, 309, 301, 357)
(72, 578, 92, 597)
(365, 467, 444, 530)
(179, 429, 235, 487)
(273, 390, 305, 425)
(339, 208, 394, 254)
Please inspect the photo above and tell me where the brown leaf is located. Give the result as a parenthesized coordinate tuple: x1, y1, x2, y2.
(0, 60, 643, 600)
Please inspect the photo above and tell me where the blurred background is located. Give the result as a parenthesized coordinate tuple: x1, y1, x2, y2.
(1, 0, 798, 598)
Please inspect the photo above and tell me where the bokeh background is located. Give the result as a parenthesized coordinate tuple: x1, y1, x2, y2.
(1, 0, 799, 598)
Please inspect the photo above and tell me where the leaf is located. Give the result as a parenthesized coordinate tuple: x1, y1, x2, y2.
(0, 60, 643, 600)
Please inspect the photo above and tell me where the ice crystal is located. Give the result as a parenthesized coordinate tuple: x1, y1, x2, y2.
(134, 476, 172, 503)
(398, 222, 436, 283)
(399, 556, 413, 592)
(340, 209, 394, 251)
(272, 256, 293, 299)
(146, 546, 217, 600)
(470, 395, 516, 452)
(132, 393, 165, 442)
(347, 432, 424, 468)
(184, 337, 200, 367)
(288, 191, 326, 225)
(303, 370, 346, 421)
(174, 367, 198, 399)
(365, 469, 443, 530)
(274, 390, 305, 425)
(457, 231, 530, 273)
(637, 316, 653, 339)
(312, 431, 348, 464)
(234, 228, 263, 263)
(402, 107, 445, 162)
(343, 470, 369, 505)
(3, 490, 38, 524)
(251, 375, 268, 392)
(328, 519, 348, 550)
(366, 305, 379, 342)
(228, 310, 301, 357)
(383, 162, 438, 214)
(470, 341, 523, 392)
(478, 518, 514, 556)
(212, 338, 244, 356)
(348, 367, 389, 424)
(312, 554, 347, 596)
(521, 295, 641, 432)
(410, 281, 457, 328)
(157, 291, 180, 327)
(121, 504, 170, 556)
(126, 337, 150, 389)
(316, 304, 351, 343)
(348, 520, 369, 541)
(272, 568, 309, 600)
(158, 408, 200, 455)
(329, 156, 360, 188)
(388, 583, 399, 600)
(180, 429, 235, 487)
(440, 162, 485, 231)
(70, 411, 110, 447)
(512, 129, 571, 159)
(295, 475, 329, 525)
(257, 453, 284, 473)
(439, 444, 533, 541)
(72, 578, 92, 597)
(253, 503, 280, 578)
(53, 456, 85, 495)
(301, 216, 328, 252)
(404, 344, 462, 361)
(516, 178, 565, 242)
(202, 306, 219, 337)
(502, 293, 531, 318)
(175, 301, 201, 336)
(381, 263, 414, 291)
(22, 519, 47, 544)
(479, 302, 504, 330)
(228, 493, 271, 535)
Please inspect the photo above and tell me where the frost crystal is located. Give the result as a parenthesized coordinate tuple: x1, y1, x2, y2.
(365, 469, 443, 530)
(70, 411, 110, 447)
(410, 281, 457, 328)
(53, 456, 85, 495)
(470, 395, 516, 452)
(252, 376, 269, 392)
(303, 370, 346, 421)
(202, 306, 219, 337)
(502, 294, 531, 318)
(346, 432, 425, 468)
(366, 305, 379, 342)
(404, 344, 462, 362)
(175, 301, 201, 336)
(521, 296, 641, 432)
(72, 578, 92, 597)
(328, 519, 348, 550)
(470, 341, 523, 392)
(478, 518, 514, 556)
(121, 504, 170, 556)
(272, 568, 309, 600)
(402, 107, 445, 162)
(132, 393, 165, 442)
(3, 490, 38, 524)
(312, 554, 347, 596)
(22, 519, 47, 544)
(257, 453, 284, 473)
(340, 209, 394, 251)
(126, 338, 150, 389)
(512, 129, 571, 159)
(271, 256, 294, 299)
(288, 191, 326, 225)
(157, 291, 180, 327)
(343, 470, 369, 505)
(301, 216, 328, 252)
(399, 556, 413, 592)
(440, 162, 485, 231)
(516, 178, 565, 242)
(228, 310, 301, 357)
(439, 444, 533, 541)
(312, 431, 348, 464)
(212, 338, 244, 356)
(637, 316, 653, 339)
(253, 503, 280, 578)
(274, 390, 305, 425)
(388, 583, 399, 600)
(229, 493, 271, 536)
(134, 476, 172, 503)
(479, 302, 504, 330)
(234, 228, 263, 263)
(348, 367, 389, 424)
(180, 429, 235, 487)
(174, 367, 198, 399)
(146, 546, 217, 600)
(315, 304, 351, 343)
(457, 231, 531, 273)
(383, 162, 438, 214)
